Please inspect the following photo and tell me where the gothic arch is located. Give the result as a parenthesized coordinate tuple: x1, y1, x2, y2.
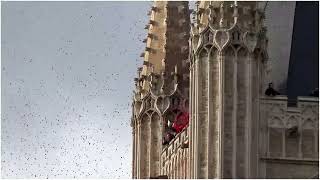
(197, 48, 209, 60)
(236, 47, 248, 60)
(302, 118, 315, 130)
(224, 46, 235, 60)
(224, 44, 237, 55)
(146, 108, 158, 117)
(268, 117, 284, 128)
(286, 115, 299, 128)
(209, 46, 219, 60)
(140, 113, 150, 124)
(204, 44, 214, 52)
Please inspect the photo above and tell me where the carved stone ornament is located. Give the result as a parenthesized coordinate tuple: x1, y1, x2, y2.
(268, 117, 283, 128)
(155, 96, 170, 114)
(285, 115, 299, 129)
(147, 68, 186, 116)
(214, 30, 230, 51)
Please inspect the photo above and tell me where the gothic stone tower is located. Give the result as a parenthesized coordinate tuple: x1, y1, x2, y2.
(131, 1, 319, 179)
(131, 1, 190, 179)
(189, 1, 268, 178)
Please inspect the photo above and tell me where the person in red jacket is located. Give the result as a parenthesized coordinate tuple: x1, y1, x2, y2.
(172, 112, 189, 133)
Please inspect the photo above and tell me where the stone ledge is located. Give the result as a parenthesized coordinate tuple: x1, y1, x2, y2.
(260, 156, 319, 165)
(260, 95, 288, 101)
(260, 95, 319, 103)
(297, 96, 319, 103)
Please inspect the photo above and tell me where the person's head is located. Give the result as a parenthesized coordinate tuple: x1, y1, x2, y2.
(268, 82, 273, 88)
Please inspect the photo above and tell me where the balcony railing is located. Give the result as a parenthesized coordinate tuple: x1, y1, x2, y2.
(160, 126, 189, 179)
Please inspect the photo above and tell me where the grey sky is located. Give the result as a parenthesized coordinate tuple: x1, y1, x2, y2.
(2, 1, 151, 178)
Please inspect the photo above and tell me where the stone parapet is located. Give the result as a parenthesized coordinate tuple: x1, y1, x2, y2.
(162, 127, 189, 160)
(260, 95, 319, 160)
(160, 126, 189, 178)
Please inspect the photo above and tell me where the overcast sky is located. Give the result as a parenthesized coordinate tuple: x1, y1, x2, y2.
(2, 1, 152, 178)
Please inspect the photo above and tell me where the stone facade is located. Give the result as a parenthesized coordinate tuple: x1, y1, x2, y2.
(131, 1, 319, 179)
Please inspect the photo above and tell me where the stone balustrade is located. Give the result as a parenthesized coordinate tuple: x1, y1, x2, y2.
(260, 95, 319, 161)
(160, 126, 189, 179)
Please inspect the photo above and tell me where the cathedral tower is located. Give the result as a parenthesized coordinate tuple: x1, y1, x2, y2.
(131, 1, 190, 179)
(189, 1, 268, 178)
(131, 1, 319, 179)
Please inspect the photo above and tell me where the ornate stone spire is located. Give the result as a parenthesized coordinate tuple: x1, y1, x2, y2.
(132, 1, 191, 179)
(134, 1, 190, 94)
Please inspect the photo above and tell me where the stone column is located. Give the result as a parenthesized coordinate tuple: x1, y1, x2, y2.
(207, 48, 222, 178)
(232, 50, 238, 178)
(235, 48, 248, 178)
(246, 53, 253, 178)
(190, 48, 223, 179)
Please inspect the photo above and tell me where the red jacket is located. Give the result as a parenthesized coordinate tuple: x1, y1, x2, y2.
(172, 112, 189, 133)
